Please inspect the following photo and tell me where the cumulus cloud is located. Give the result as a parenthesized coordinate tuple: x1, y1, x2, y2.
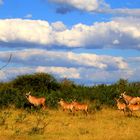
(55, 17, 140, 49)
(51, 21, 67, 31)
(0, 19, 54, 46)
(0, 49, 139, 84)
(0, 66, 135, 85)
(49, 0, 109, 13)
(0, 66, 80, 81)
(0, 49, 128, 70)
(48, 0, 140, 17)
(0, 18, 140, 50)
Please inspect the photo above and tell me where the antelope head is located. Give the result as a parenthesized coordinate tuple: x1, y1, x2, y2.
(120, 91, 126, 99)
(58, 98, 63, 104)
(25, 91, 31, 98)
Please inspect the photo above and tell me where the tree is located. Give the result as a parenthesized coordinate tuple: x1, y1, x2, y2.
(117, 79, 128, 93)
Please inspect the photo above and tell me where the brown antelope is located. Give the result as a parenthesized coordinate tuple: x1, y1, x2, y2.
(127, 104, 140, 116)
(115, 98, 126, 114)
(120, 91, 133, 105)
(58, 99, 74, 113)
(72, 101, 88, 115)
(120, 91, 140, 105)
(129, 97, 140, 105)
(25, 91, 46, 109)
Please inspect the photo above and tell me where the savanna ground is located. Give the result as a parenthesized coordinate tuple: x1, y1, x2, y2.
(0, 107, 140, 140)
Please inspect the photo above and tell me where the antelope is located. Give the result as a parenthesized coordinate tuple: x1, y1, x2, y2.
(120, 91, 133, 105)
(58, 99, 74, 113)
(129, 97, 140, 105)
(115, 98, 126, 114)
(25, 91, 46, 109)
(127, 104, 140, 116)
(72, 101, 88, 115)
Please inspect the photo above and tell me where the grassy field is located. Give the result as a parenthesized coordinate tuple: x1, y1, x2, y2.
(0, 107, 140, 140)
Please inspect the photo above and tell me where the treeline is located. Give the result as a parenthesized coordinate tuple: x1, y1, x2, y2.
(0, 73, 140, 109)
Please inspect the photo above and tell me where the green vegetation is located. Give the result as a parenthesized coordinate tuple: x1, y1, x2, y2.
(0, 73, 140, 109)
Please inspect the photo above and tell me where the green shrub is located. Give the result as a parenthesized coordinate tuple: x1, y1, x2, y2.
(0, 73, 139, 109)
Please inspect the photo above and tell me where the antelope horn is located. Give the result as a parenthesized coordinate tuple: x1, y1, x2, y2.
(26, 91, 31, 96)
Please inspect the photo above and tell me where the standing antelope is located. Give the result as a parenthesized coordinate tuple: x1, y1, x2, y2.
(115, 98, 126, 114)
(58, 99, 74, 113)
(72, 101, 88, 115)
(129, 97, 140, 105)
(127, 104, 140, 116)
(25, 91, 46, 109)
(120, 91, 133, 105)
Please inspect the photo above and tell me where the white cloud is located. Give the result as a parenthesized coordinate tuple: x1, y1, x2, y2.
(129, 67, 140, 82)
(106, 8, 140, 17)
(55, 17, 140, 49)
(24, 14, 32, 19)
(0, 49, 128, 70)
(36, 66, 80, 79)
(0, 49, 139, 84)
(0, 65, 135, 85)
(51, 21, 67, 31)
(49, 0, 109, 12)
(0, 67, 34, 81)
(127, 57, 140, 70)
(128, 57, 140, 63)
(0, 66, 80, 81)
(0, 18, 140, 50)
(113, 39, 119, 45)
(49, 0, 140, 17)
(79, 68, 134, 83)
(0, 49, 133, 84)
(0, 19, 54, 45)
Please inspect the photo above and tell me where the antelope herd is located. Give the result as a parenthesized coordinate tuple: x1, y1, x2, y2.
(58, 99, 88, 115)
(116, 91, 140, 116)
(25, 92, 88, 115)
(25, 91, 140, 116)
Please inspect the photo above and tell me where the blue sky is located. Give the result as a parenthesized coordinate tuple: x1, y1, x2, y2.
(0, 0, 140, 85)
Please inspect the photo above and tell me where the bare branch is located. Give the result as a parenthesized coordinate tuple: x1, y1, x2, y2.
(0, 53, 12, 70)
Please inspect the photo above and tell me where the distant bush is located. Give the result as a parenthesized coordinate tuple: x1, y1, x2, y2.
(12, 73, 60, 93)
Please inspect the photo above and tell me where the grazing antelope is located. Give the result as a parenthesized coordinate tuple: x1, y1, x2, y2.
(58, 99, 74, 113)
(72, 101, 88, 115)
(115, 98, 126, 114)
(120, 91, 133, 105)
(25, 91, 46, 109)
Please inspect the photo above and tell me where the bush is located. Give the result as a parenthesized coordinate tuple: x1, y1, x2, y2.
(0, 73, 140, 109)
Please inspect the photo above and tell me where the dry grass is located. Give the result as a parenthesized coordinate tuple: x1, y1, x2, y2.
(0, 107, 140, 140)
